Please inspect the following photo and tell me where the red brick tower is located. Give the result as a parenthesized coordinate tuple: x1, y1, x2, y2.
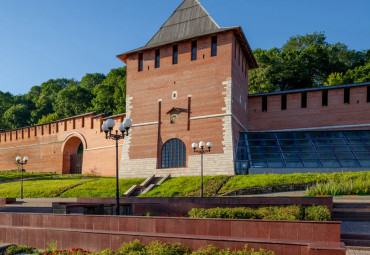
(117, 0, 257, 177)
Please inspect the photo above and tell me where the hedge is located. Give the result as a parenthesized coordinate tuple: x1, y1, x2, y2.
(188, 205, 331, 221)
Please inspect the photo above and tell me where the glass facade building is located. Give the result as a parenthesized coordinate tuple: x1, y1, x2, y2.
(235, 130, 370, 174)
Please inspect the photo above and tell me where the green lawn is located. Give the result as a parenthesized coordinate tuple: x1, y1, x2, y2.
(140, 176, 229, 197)
(0, 177, 91, 198)
(0, 171, 55, 181)
(0, 176, 144, 198)
(60, 178, 145, 197)
(219, 171, 370, 194)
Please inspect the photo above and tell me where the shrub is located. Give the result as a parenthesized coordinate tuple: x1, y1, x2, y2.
(190, 245, 274, 255)
(306, 178, 370, 196)
(5, 245, 36, 255)
(118, 239, 146, 254)
(304, 206, 331, 221)
(146, 241, 190, 255)
(188, 205, 330, 221)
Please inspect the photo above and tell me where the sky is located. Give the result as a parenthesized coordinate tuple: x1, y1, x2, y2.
(0, 0, 369, 95)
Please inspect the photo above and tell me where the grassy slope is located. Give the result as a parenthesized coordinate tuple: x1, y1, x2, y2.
(0, 178, 91, 198)
(0, 171, 55, 181)
(60, 178, 145, 197)
(140, 176, 229, 197)
(219, 171, 370, 194)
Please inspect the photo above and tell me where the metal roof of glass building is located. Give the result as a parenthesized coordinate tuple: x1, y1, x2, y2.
(235, 130, 370, 175)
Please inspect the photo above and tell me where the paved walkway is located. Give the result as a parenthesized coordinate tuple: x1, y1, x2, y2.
(0, 198, 77, 213)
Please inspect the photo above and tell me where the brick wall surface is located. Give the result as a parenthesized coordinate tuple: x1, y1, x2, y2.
(248, 86, 370, 131)
(0, 113, 125, 176)
(120, 31, 241, 177)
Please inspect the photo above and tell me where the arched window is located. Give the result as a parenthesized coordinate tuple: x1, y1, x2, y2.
(161, 139, 186, 168)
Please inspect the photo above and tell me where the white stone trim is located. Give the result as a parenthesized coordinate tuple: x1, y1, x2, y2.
(190, 113, 231, 120)
(132, 121, 159, 127)
(86, 144, 123, 151)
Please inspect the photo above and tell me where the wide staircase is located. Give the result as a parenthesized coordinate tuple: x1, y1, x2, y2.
(333, 197, 370, 247)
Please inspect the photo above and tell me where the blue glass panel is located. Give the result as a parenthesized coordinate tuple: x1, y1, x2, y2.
(350, 145, 370, 151)
(309, 132, 327, 139)
(252, 161, 268, 167)
(266, 153, 282, 159)
(279, 140, 295, 145)
(251, 154, 265, 160)
(312, 139, 330, 145)
(283, 153, 300, 160)
(354, 152, 370, 159)
(318, 152, 337, 159)
(358, 160, 370, 167)
(343, 131, 362, 138)
(303, 161, 322, 167)
(336, 152, 355, 159)
(332, 145, 351, 152)
(295, 140, 311, 145)
(359, 131, 370, 138)
(281, 146, 298, 153)
(285, 161, 304, 167)
(321, 160, 341, 167)
(298, 146, 315, 153)
(268, 161, 286, 167)
(262, 147, 279, 153)
(329, 139, 346, 145)
(315, 146, 332, 153)
(346, 138, 364, 144)
(300, 153, 318, 160)
(339, 160, 359, 167)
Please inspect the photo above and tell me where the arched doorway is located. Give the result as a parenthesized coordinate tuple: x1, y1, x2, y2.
(63, 136, 84, 174)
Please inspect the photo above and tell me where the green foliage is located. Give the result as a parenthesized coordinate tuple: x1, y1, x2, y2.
(188, 205, 330, 221)
(60, 178, 145, 198)
(53, 85, 93, 118)
(219, 171, 370, 194)
(0, 170, 54, 181)
(140, 176, 229, 197)
(0, 177, 91, 198)
(249, 32, 369, 93)
(2, 104, 30, 130)
(304, 206, 332, 221)
(0, 68, 126, 130)
(118, 239, 146, 254)
(306, 175, 370, 196)
(145, 241, 190, 255)
(191, 245, 274, 255)
(37, 112, 60, 125)
(5, 245, 36, 255)
(92, 67, 127, 116)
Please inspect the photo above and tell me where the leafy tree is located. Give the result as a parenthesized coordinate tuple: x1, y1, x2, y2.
(92, 67, 126, 115)
(53, 85, 93, 118)
(249, 32, 369, 93)
(37, 113, 60, 125)
(31, 79, 78, 124)
(2, 104, 30, 129)
(81, 73, 106, 91)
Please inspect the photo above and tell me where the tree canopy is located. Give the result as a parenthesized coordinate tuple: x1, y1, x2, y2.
(249, 32, 369, 94)
(0, 67, 126, 130)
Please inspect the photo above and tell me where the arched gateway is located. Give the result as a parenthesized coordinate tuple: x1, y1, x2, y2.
(62, 136, 84, 174)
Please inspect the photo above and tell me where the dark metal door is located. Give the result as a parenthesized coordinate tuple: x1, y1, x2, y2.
(70, 154, 83, 174)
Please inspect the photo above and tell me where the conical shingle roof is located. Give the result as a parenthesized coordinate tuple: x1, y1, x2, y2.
(118, 0, 257, 68)
(146, 0, 220, 47)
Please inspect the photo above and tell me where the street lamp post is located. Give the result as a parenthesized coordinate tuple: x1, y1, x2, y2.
(192, 141, 212, 198)
(16, 155, 28, 199)
(102, 118, 132, 216)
